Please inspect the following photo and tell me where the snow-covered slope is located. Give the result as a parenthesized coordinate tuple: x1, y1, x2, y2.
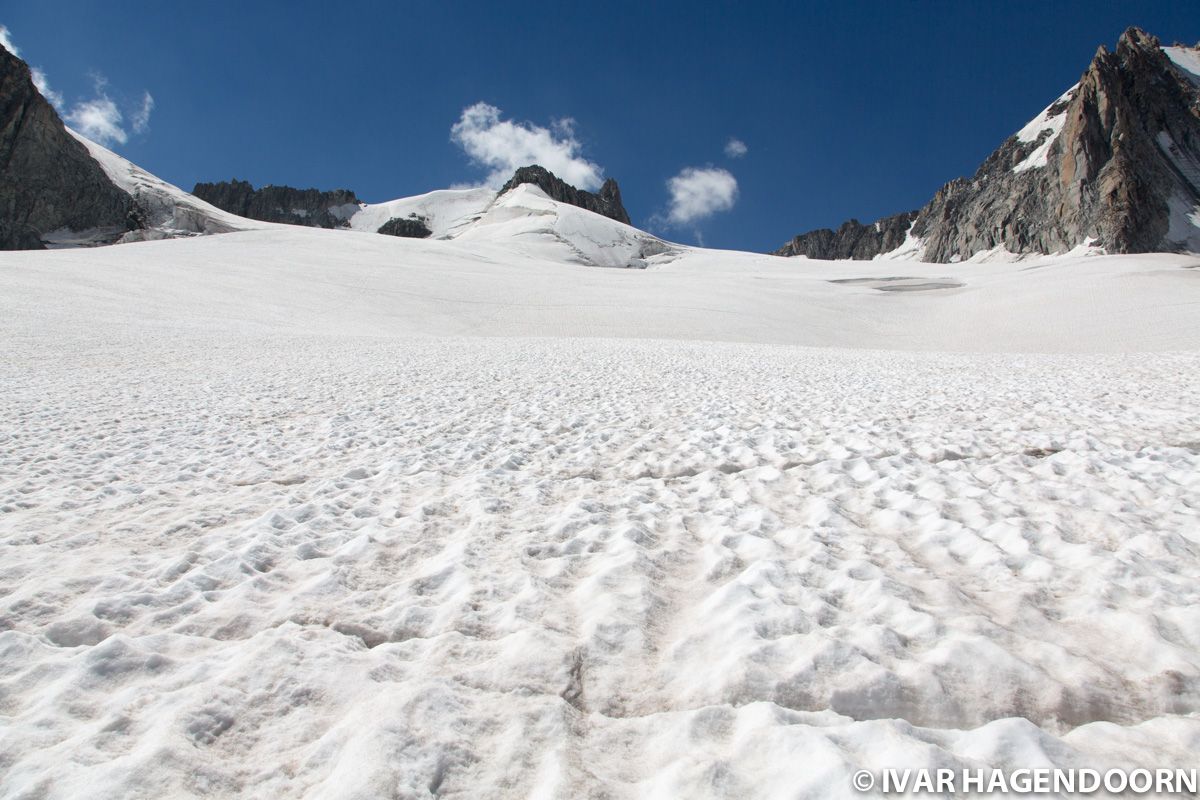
(3, 225, 1195, 351)
(345, 187, 496, 238)
(67, 132, 672, 268)
(1, 225, 1198, 798)
(451, 184, 674, 268)
(66, 129, 268, 242)
(344, 184, 674, 268)
(1011, 84, 1078, 174)
(1165, 44, 1200, 85)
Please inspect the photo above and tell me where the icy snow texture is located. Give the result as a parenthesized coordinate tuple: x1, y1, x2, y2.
(1, 225, 1199, 798)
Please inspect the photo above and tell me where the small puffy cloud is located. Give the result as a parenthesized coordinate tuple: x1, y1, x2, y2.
(62, 76, 154, 148)
(724, 137, 748, 158)
(1, 27, 154, 149)
(31, 67, 63, 110)
(451, 101, 603, 189)
(66, 95, 127, 146)
(665, 166, 739, 225)
(0, 24, 18, 56)
(132, 91, 154, 133)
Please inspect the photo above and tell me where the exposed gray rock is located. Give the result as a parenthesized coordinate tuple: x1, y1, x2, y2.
(777, 28, 1200, 261)
(191, 179, 361, 228)
(0, 43, 136, 249)
(377, 216, 432, 238)
(498, 165, 631, 225)
(0, 219, 45, 250)
(776, 211, 918, 259)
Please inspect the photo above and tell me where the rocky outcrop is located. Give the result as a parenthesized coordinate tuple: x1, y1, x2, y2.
(777, 28, 1200, 261)
(776, 211, 917, 259)
(498, 165, 631, 225)
(377, 216, 432, 238)
(0, 44, 136, 249)
(191, 179, 360, 228)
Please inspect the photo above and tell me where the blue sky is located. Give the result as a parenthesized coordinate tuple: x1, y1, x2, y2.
(3, 2, 1197, 251)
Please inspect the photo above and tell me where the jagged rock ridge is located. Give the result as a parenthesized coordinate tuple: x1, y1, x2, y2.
(777, 28, 1200, 262)
(498, 165, 631, 225)
(191, 180, 360, 229)
(0, 44, 136, 249)
(776, 212, 918, 260)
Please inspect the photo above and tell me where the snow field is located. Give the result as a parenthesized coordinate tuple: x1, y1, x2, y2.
(2, 227, 1198, 353)
(2, 36, 1193, 797)
(1, 334, 1198, 799)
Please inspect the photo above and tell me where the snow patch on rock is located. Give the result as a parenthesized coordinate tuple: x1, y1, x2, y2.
(1164, 45, 1200, 86)
(66, 128, 261, 240)
(875, 222, 927, 261)
(1012, 85, 1076, 173)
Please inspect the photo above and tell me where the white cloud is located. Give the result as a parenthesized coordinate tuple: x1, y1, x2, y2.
(0, 28, 155, 151)
(724, 137, 748, 158)
(66, 95, 126, 146)
(0, 24, 19, 56)
(132, 91, 154, 133)
(0, 30, 155, 149)
(665, 166, 739, 225)
(62, 76, 154, 148)
(31, 67, 63, 110)
(451, 102, 603, 189)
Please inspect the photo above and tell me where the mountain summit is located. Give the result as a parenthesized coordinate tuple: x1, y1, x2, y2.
(778, 27, 1200, 261)
(0, 43, 136, 249)
(498, 165, 631, 225)
(188, 166, 634, 234)
(5, 27, 1197, 260)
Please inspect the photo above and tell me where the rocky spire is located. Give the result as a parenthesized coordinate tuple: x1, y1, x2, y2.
(498, 165, 632, 225)
(777, 27, 1200, 261)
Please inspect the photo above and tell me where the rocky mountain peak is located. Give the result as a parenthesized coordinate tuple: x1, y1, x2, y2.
(0, 43, 137, 249)
(597, 178, 625, 219)
(1119, 25, 1158, 50)
(498, 165, 632, 225)
(777, 27, 1200, 262)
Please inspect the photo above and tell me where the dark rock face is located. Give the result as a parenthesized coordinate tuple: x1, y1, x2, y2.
(0, 44, 136, 250)
(0, 219, 47, 250)
(777, 28, 1200, 261)
(498, 165, 631, 225)
(191, 179, 360, 228)
(595, 178, 630, 225)
(377, 216, 432, 238)
(776, 211, 918, 259)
